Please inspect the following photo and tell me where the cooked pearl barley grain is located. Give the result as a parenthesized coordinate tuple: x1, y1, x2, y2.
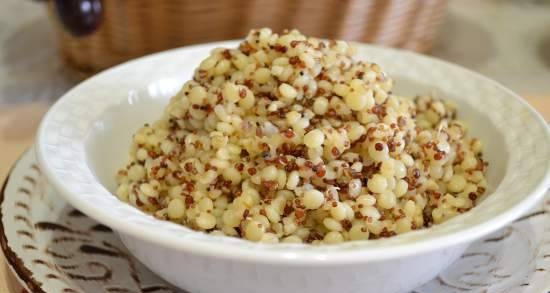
(303, 129, 325, 148)
(116, 29, 488, 244)
(303, 189, 325, 210)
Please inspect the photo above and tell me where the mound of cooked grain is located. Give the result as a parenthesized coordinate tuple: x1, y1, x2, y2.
(116, 29, 487, 244)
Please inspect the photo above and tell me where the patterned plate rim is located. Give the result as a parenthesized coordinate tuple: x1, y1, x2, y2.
(0, 149, 45, 293)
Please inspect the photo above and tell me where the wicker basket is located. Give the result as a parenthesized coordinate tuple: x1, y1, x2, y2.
(46, 0, 447, 74)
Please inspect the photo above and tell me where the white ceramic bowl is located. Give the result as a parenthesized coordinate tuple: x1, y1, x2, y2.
(36, 41, 550, 293)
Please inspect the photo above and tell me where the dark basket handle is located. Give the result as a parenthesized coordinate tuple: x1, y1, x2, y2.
(36, 0, 103, 37)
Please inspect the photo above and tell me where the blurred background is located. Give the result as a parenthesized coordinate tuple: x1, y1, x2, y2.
(0, 0, 549, 289)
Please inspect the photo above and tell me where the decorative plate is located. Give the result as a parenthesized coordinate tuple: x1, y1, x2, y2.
(1, 150, 549, 293)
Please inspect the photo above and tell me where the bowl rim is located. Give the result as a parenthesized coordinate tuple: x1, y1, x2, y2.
(36, 40, 550, 265)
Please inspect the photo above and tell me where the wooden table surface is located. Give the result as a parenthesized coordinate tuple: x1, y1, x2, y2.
(0, 96, 548, 292)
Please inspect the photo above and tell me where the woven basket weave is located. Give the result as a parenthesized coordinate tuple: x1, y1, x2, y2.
(47, 0, 447, 74)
